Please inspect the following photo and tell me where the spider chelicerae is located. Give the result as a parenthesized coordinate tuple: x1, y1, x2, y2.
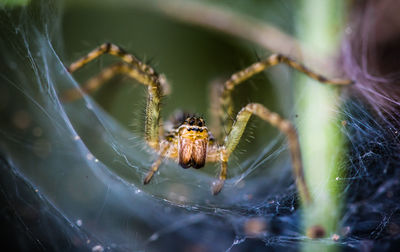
(64, 43, 352, 202)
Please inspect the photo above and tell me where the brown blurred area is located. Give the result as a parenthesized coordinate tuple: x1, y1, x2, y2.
(345, 0, 400, 115)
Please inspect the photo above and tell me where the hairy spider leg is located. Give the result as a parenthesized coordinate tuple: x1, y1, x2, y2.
(211, 54, 353, 198)
(63, 62, 155, 101)
(213, 53, 353, 139)
(143, 144, 171, 184)
(67, 43, 156, 76)
(208, 80, 226, 144)
(66, 43, 166, 150)
(213, 103, 310, 203)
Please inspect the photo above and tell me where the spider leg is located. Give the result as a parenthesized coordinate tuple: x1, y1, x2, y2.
(215, 54, 353, 138)
(213, 103, 311, 204)
(143, 144, 170, 184)
(67, 43, 155, 76)
(63, 62, 165, 101)
(66, 44, 168, 150)
(208, 79, 225, 143)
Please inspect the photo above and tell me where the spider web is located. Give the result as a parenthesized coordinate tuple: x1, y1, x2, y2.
(0, 0, 400, 251)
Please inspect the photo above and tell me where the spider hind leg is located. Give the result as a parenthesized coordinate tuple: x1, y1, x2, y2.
(143, 144, 171, 184)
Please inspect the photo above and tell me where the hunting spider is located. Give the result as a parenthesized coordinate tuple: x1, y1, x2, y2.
(64, 43, 352, 202)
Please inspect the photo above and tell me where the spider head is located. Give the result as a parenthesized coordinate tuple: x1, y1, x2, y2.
(182, 116, 206, 127)
(177, 116, 209, 169)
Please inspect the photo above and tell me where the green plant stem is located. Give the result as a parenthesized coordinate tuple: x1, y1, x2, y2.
(296, 0, 347, 251)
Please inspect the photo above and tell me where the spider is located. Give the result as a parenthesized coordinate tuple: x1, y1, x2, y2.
(63, 43, 352, 202)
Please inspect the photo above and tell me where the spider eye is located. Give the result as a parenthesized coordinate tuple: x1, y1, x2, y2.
(189, 118, 195, 125)
(198, 121, 203, 127)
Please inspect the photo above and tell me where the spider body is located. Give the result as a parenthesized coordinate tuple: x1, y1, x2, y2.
(177, 116, 209, 168)
(158, 115, 219, 169)
(64, 43, 352, 201)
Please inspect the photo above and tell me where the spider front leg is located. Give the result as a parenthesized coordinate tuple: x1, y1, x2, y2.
(67, 42, 156, 76)
(213, 54, 353, 139)
(62, 62, 169, 101)
(212, 103, 311, 204)
(65, 43, 167, 150)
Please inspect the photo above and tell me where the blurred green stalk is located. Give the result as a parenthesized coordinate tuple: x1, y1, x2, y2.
(0, 0, 30, 6)
(296, 0, 347, 251)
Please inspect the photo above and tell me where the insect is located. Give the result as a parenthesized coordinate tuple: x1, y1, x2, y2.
(64, 43, 352, 202)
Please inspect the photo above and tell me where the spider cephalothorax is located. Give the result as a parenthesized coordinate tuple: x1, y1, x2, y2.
(178, 116, 209, 169)
(65, 42, 352, 199)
